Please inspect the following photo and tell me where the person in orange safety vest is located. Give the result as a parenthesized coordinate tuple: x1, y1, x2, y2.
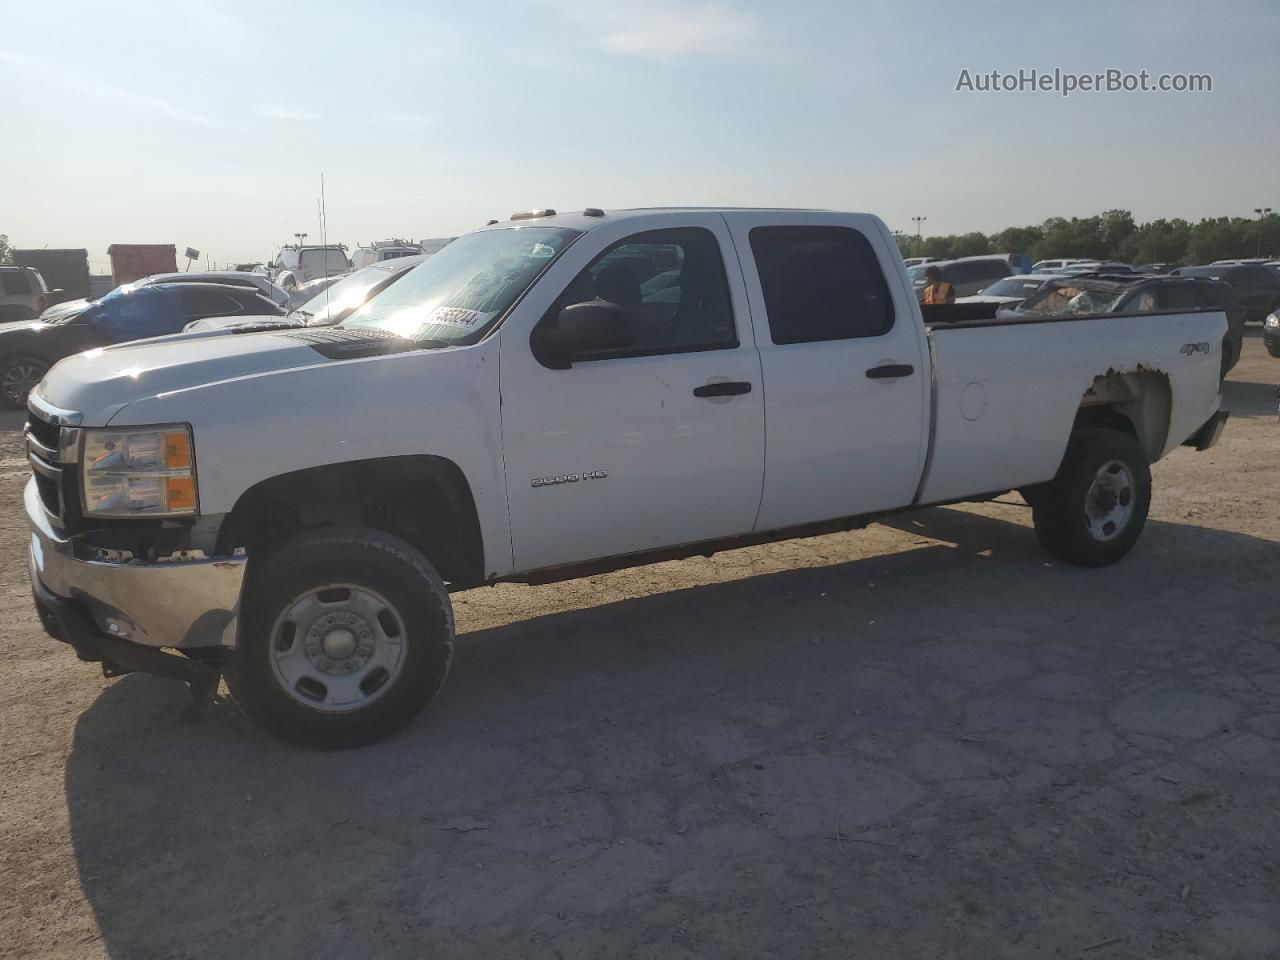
(921, 265, 955, 304)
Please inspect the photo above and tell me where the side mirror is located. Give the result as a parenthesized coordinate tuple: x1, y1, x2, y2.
(532, 300, 631, 369)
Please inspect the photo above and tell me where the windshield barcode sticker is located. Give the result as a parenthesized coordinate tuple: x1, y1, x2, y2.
(427, 307, 490, 328)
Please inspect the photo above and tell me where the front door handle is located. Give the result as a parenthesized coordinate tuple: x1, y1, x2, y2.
(693, 380, 752, 398)
(865, 364, 915, 380)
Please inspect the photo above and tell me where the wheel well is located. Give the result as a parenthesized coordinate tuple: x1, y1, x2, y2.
(1076, 369, 1172, 463)
(218, 456, 484, 586)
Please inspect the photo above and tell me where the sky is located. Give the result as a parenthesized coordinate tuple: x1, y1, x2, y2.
(3, 0, 1277, 272)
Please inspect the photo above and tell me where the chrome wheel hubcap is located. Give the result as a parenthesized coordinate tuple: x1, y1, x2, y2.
(1084, 460, 1134, 542)
(270, 584, 406, 712)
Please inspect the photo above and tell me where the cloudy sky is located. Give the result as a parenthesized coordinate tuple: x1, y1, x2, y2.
(3, 0, 1277, 270)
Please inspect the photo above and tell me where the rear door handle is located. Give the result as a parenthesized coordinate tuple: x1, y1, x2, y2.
(865, 364, 915, 380)
(693, 380, 752, 398)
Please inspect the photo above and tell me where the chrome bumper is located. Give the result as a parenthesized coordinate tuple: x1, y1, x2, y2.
(25, 479, 246, 649)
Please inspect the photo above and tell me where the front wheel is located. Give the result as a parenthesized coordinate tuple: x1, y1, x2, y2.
(0, 356, 49, 408)
(1032, 428, 1152, 567)
(225, 528, 454, 748)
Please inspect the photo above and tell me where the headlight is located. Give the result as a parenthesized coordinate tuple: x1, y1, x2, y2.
(80, 425, 198, 517)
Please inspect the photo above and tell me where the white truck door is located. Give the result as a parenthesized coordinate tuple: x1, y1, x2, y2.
(499, 214, 765, 572)
(723, 212, 931, 531)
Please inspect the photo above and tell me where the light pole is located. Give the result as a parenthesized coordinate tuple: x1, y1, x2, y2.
(911, 216, 927, 255)
(1254, 208, 1272, 258)
(293, 232, 308, 248)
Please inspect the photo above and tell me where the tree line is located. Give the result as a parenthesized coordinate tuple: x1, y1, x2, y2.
(894, 210, 1279, 266)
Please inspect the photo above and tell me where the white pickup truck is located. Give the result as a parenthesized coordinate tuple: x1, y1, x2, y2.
(24, 208, 1229, 747)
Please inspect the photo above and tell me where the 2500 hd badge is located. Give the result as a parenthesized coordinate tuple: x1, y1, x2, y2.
(531, 470, 608, 488)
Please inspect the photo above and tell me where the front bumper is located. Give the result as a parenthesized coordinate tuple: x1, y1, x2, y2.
(25, 478, 246, 649)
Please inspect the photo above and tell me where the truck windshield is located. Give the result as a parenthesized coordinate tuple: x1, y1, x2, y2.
(293, 261, 417, 325)
(341, 227, 580, 342)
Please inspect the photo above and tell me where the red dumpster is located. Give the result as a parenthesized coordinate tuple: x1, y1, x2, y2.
(107, 244, 179, 285)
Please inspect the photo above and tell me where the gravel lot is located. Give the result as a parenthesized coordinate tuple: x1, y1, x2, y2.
(1, 331, 1277, 960)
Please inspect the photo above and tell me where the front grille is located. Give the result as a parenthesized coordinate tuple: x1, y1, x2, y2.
(26, 403, 70, 523)
(25, 412, 59, 451)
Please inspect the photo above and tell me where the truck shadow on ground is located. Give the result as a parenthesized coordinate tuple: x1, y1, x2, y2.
(61, 507, 1280, 959)
(1221, 376, 1278, 418)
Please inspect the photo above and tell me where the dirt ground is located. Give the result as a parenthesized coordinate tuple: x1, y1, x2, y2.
(1, 331, 1277, 960)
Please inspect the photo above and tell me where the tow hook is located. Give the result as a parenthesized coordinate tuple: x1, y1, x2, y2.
(36, 582, 223, 721)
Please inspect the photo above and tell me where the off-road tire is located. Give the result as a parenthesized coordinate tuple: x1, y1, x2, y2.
(1032, 427, 1151, 567)
(225, 527, 454, 748)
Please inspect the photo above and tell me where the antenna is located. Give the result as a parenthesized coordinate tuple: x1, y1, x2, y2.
(319, 172, 332, 323)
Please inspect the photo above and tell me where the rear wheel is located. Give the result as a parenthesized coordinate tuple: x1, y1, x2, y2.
(1032, 428, 1151, 567)
(225, 528, 454, 748)
(0, 356, 49, 408)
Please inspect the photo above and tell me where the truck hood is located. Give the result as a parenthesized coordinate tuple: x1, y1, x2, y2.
(36, 331, 328, 423)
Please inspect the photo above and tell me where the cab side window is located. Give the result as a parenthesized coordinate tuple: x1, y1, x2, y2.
(749, 225, 893, 344)
(542, 227, 737, 359)
(180, 288, 241, 318)
(1158, 284, 1199, 310)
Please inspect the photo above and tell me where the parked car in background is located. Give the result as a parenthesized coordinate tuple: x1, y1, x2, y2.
(903, 256, 942, 268)
(1052, 262, 1136, 276)
(134, 271, 289, 306)
(350, 240, 423, 269)
(987, 252, 1032, 274)
(231, 262, 268, 274)
(1012, 272, 1244, 376)
(417, 237, 456, 256)
(1134, 263, 1174, 274)
(907, 256, 1015, 299)
(0, 266, 51, 322)
(37, 271, 289, 322)
(0, 283, 283, 406)
(1031, 258, 1093, 272)
(270, 245, 351, 292)
(1263, 310, 1280, 357)
(1169, 263, 1280, 323)
(186, 255, 427, 333)
(285, 275, 344, 310)
(13, 249, 91, 303)
(956, 273, 1061, 309)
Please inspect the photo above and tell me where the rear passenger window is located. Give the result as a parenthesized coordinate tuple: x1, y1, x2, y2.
(181, 289, 241, 317)
(1195, 285, 1229, 309)
(749, 226, 893, 344)
(1, 271, 31, 295)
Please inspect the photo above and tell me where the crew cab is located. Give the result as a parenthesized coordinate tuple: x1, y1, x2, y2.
(24, 208, 1229, 748)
